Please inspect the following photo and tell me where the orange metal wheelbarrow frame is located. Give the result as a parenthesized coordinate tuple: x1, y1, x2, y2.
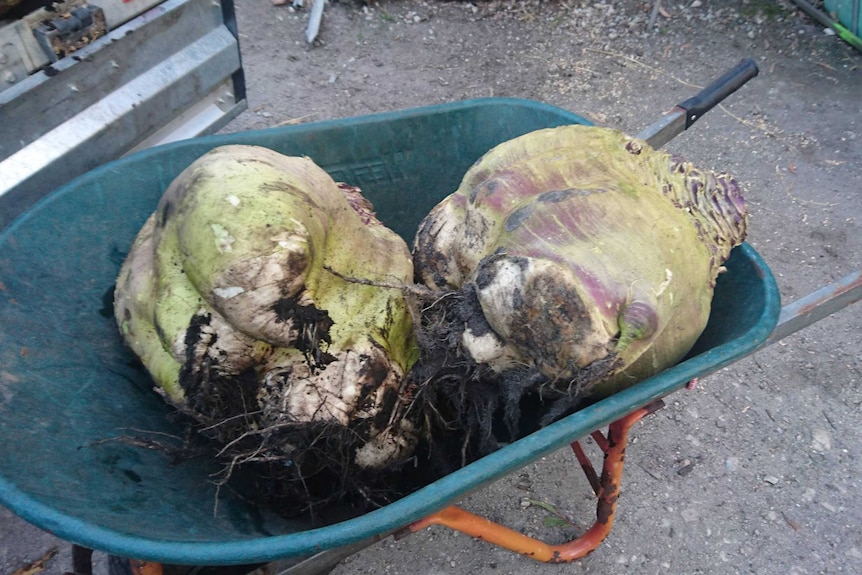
(402, 400, 665, 563)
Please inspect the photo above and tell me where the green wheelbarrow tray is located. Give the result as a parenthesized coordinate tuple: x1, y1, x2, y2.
(0, 98, 781, 566)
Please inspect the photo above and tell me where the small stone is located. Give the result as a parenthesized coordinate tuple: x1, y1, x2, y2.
(763, 475, 780, 485)
(811, 428, 832, 452)
(725, 456, 740, 472)
(691, 0, 702, 6)
(677, 460, 695, 476)
(824, 28, 836, 36)
(681, 508, 699, 522)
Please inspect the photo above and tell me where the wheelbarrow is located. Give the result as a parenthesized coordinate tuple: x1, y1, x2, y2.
(0, 61, 859, 574)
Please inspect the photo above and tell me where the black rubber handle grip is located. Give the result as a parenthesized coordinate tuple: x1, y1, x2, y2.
(678, 58, 759, 128)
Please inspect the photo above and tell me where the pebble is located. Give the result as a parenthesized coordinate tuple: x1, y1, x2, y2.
(677, 460, 695, 476)
(515, 474, 532, 491)
(725, 456, 740, 472)
(811, 428, 832, 452)
(681, 508, 699, 522)
(763, 475, 780, 485)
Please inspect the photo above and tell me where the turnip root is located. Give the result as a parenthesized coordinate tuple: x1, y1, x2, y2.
(115, 145, 420, 479)
(413, 125, 747, 419)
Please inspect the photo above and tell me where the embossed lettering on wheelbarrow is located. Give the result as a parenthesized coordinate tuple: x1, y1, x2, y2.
(0, 98, 781, 566)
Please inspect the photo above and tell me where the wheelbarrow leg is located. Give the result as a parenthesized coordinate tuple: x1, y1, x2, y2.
(70, 545, 94, 575)
(405, 400, 664, 563)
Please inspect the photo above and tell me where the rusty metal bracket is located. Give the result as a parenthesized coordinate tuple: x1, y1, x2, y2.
(404, 399, 665, 563)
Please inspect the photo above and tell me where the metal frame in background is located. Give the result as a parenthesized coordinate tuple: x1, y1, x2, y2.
(0, 0, 247, 230)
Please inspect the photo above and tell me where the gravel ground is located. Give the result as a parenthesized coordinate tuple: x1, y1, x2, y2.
(2, 1, 860, 574)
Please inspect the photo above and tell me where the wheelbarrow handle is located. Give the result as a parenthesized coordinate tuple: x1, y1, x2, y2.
(677, 58, 760, 128)
(759, 270, 862, 350)
(636, 58, 759, 149)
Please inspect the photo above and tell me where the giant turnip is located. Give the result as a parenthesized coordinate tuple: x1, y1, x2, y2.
(413, 125, 747, 436)
(114, 145, 420, 492)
